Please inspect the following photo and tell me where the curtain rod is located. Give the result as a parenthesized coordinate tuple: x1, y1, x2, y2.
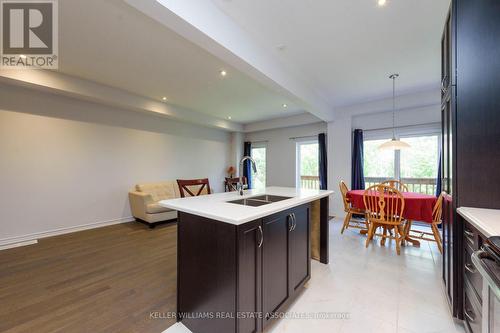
(289, 133, 326, 140)
(361, 122, 441, 133)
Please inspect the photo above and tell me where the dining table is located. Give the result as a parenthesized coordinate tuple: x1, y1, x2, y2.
(346, 189, 438, 246)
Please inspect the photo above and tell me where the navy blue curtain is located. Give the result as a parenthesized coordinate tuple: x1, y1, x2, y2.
(318, 133, 328, 190)
(243, 142, 252, 189)
(351, 129, 365, 190)
(436, 151, 442, 197)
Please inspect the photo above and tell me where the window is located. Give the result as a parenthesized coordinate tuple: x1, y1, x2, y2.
(364, 139, 395, 179)
(400, 136, 439, 179)
(363, 131, 440, 195)
(251, 145, 266, 190)
(296, 141, 320, 189)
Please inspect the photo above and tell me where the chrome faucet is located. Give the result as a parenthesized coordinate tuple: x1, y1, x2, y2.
(238, 156, 257, 195)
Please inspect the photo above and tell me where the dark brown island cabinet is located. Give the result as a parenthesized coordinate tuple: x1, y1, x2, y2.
(176, 200, 326, 333)
(441, 0, 500, 322)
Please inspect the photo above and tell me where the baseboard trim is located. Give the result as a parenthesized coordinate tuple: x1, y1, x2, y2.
(0, 239, 39, 251)
(0, 216, 135, 249)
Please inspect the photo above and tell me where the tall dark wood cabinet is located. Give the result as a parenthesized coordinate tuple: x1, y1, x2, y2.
(441, 0, 500, 320)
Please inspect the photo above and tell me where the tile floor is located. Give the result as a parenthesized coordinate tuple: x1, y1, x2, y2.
(164, 219, 465, 333)
(268, 219, 465, 333)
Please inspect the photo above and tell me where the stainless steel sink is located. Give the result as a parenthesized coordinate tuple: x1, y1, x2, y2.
(249, 195, 292, 202)
(227, 198, 271, 207)
(227, 195, 292, 207)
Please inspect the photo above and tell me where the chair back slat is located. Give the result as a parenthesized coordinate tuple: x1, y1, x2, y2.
(380, 179, 409, 192)
(225, 177, 246, 192)
(433, 192, 445, 224)
(363, 184, 405, 225)
(339, 181, 350, 211)
(177, 178, 211, 198)
(363, 185, 380, 221)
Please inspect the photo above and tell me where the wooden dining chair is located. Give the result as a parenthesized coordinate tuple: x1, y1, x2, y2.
(405, 192, 445, 253)
(339, 181, 368, 234)
(363, 184, 408, 255)
(381, 179, 409, 192)
(225, 177, 246, 192)
(177, 178, 211, 198)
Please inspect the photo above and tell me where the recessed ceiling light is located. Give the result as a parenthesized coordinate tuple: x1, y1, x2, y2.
(19, 54, 26, 59)
(282, 104, 288, 108)
(378, 0, 387, 6)
(227, 116, 232, 120)
(220, 70, 227, 77)
(162, 96, 167, 101)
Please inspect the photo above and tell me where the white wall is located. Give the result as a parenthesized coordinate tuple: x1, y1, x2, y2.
(351, 105, 440, 131)
(244, 122, 327, 188)
(243, 113, 323, 133)
(0, 84, 231, 245)
(327, 116, 352, 216)
(229, 132, 244, 175)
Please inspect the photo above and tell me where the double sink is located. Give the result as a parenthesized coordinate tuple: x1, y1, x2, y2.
(227, 195, 292, 207)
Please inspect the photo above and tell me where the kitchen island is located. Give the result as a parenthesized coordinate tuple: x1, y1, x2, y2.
(160, 187, 333, 333)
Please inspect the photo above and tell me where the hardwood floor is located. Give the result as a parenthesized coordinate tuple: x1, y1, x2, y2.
(0, 222, 177, 333)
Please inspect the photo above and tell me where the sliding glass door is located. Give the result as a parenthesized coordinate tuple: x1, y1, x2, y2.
(296, 141, 320, 189)
(251, 145, 267, 190)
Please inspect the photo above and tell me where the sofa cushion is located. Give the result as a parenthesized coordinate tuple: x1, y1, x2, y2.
(146, 203, 173, 214)
(136, 181, 180, 202)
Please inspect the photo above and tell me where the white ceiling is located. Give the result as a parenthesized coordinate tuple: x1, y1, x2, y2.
(24, 0, 450, 128)
(212, 0, 451, 108)
(56, 0, 304, 124)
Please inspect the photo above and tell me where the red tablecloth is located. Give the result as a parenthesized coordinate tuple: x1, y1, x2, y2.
(346, 190, 437, 223)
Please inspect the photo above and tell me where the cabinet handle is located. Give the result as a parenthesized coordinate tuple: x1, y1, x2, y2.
(465, 263, 477, 274)
(464, 308, 475, 323)
(464, 229, 474, 244)
(292, 213, 297, 231)
(464, 229, 474, 238)
(289, 213, 296, 231)
(288, 214, 293, 232)
(441, 75, 448, 93)
(258, 226, 263, 248)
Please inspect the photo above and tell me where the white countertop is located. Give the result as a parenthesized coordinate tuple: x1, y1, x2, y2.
(457, 207, 500, 238)
(159, 186, 334, 225)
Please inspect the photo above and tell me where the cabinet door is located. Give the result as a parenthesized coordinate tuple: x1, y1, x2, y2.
(289, 205, 310, 292)
(237, 220, 263, 333)
(262, 212, 291, 327)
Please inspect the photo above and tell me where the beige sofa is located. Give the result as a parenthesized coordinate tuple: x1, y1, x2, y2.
(129, 181, 180, 227)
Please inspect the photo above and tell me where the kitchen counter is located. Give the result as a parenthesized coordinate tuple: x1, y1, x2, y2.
(457, 207, 500, 238)
(164, 186, 333, 333)
(159, 186, 333, 225)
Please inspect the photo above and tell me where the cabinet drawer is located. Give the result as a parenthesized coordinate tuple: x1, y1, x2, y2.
(464, 284, 482, 333)
(464, 224, 477, 251)
(464, 246, 483, 304)
(464, 222, 485, 252)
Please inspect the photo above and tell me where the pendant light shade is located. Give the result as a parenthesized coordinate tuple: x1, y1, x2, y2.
(379, 74, 411, 151)
(379, 138, 411, 150)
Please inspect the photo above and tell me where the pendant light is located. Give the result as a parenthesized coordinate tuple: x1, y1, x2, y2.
(379, 74, 411, 150)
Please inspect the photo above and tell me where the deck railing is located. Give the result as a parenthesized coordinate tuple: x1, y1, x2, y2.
(364, 177, 438, 195)
(300, 175, 320, 189)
